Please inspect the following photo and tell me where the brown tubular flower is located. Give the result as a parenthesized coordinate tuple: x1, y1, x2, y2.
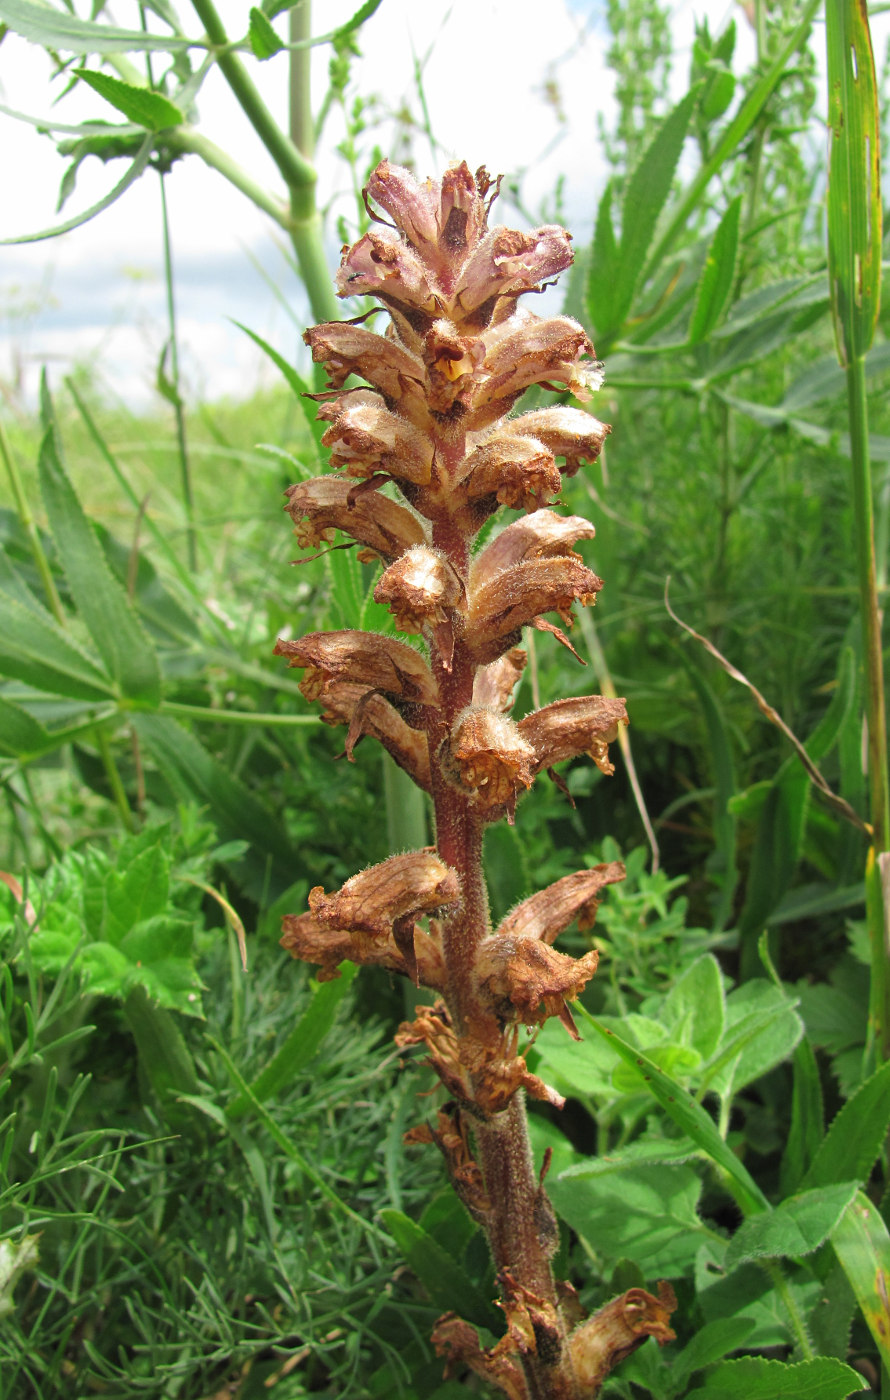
(277, 158, 655, 1398)
(284, 476, 427, 561)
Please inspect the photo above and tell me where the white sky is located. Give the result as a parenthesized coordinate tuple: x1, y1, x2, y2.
(0, 0, 856, 409)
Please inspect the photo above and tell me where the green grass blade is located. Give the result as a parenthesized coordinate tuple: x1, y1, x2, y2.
(829, 1189, 890, 1373)
(802, 1058, 890, 1191)
(826, 0, 882, 364)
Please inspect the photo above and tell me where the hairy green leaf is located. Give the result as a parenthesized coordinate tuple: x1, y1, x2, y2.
(685, 1355, 866, 1398)
(803, 1058, 890, 1190)
(248, 6, 284, 58)
(38, 422, 161, 706)
(380, 1210, 501, 1331)
(725, 1182, 859, 1268)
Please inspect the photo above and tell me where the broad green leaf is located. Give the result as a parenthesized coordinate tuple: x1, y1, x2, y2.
(103, 843, 171, 943)
(687, 195, 742, 345)
(826, 0, 882, 363)
(380, 1210, 500, 1332)
(613, 87, 699, 332)
(559, 1136, 702, 1180)
(121, 917, 204, 1014)
(684, 1355, 866, 1399)
(701, 981, 803, 1103)
(661, 954, 725, 1060)
(1, 131, 154, 245)
(576, 1005, 769, 1214)
(802, 1057, 890, 1190)
(830, 1189, 890, 1373)
(78, 940, 133, 997)
(248, 6, 284, 58)
(0, 0, 193, 51)
(38, 424, 161, 706)
(75, 70, 183, 130)
(672, 1316, 757, 1387)
(779, 1035, 824, 1196)
(418, 1188, 479, 1264)
(0, 586, 114, 702)
(725, 1182, 859, 1269)
(0, 694, 54, 758)
(547, 1162, 708, 1274)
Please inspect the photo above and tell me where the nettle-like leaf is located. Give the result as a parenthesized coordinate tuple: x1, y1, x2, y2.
(684, 1355, 866, 1399)
(26, 828, 205, 1016)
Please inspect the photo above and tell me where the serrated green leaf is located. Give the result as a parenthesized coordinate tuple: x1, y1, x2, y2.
(830, 1189, 890, 1373)
(103, 843, 170, 943)
(576, 1005, 770, 1214)
(587, 180, 619, 338)
(612, 86, 699, 330)
(725, 1182, 860, 1269)
(700, 980, 803, 1103)
(380, 1210, 500, 1331)
(803, 1058, 890, 1190)
(75, 69, 183, 130)
(38, 419, 161, 707)
(826, 0, 882, 363)
(248, 6, 284, 58)
(688, 196, 742, 345)
(0, 694, 54, 758)
(684, 1355, 866, 1399)
(0, 585, 113, 702)
(0, 0, 193, 51)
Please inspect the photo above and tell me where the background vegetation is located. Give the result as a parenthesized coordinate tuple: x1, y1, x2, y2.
(1, 0, 890, 1395)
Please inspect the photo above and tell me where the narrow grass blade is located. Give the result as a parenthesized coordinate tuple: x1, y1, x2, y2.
(830, 1189, 890, 1373)
(687, 195, 742, 346)
(826, 0, 882, 364)
(575, 1004, 770, 1215)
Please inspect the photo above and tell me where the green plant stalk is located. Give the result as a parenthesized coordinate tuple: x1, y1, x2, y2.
(188, 0, 337, 325)
(95, 724, 135, 833)
(764, 1258, 815, 1360)
(847, 362, 890, 1066)
(161, 700, 319, 726)
(0, 418, 65, 625)
(158, 170, 197, 572)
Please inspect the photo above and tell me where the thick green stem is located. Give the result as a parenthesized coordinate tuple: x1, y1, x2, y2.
(847, 356, 890, 1063)
(188, 0, 337, 326)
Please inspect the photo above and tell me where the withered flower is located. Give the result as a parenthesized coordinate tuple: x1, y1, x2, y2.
(276, 158, 653, 1399)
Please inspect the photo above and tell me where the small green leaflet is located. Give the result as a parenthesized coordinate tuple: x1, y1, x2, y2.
(248, 7, 284, 58)
(75, 70, 183, 130)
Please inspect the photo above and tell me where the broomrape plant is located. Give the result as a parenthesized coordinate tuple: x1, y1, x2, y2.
(274, 158, 676, 1400)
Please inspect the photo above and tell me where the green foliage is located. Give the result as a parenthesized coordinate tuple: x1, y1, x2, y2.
(2, 0, 890, 1393)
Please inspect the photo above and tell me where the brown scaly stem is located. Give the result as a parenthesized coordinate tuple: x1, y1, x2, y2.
(275, 159, 678, 1398)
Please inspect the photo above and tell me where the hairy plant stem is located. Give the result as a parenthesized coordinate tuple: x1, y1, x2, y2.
(424, 430, 576, 1397)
